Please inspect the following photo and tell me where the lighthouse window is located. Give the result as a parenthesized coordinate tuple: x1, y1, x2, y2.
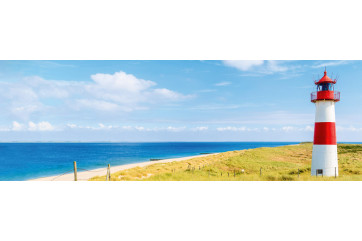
(318, 83, 332, 91)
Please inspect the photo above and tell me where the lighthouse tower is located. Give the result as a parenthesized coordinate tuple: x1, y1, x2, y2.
(311, 69, 340, 176)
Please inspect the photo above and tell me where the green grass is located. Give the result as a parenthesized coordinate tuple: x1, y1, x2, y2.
(89, 143, 362, 181)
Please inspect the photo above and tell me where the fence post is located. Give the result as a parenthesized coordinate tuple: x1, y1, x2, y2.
(335, 167, 337, 179)
(73, 161, 77, 181)
(106, 166, 109, 181)
(260, 168, 262, 176)
(107, 164, 111, 181)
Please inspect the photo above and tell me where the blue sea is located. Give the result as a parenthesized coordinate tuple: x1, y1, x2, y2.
(0, 142, 299, 181)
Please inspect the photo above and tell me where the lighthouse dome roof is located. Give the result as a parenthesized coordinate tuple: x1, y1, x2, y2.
(315, 70, 336, 85)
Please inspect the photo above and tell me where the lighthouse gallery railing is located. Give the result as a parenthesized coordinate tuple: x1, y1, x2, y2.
(311, 91, 340, 102)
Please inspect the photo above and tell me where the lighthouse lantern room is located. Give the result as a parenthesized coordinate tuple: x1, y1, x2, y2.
(310, 69, 340, 177)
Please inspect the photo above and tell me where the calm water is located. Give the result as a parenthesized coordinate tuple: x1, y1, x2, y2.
(0, 142, 298, 181)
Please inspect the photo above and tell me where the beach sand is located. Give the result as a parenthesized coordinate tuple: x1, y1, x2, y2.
(30, 153, 217, 181)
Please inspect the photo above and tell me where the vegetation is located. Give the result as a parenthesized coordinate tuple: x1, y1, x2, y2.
(89, 143, 362, 181)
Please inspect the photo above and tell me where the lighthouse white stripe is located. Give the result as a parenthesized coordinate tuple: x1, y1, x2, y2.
(315, 101, 336, 122)
(311, 144, 338, 176)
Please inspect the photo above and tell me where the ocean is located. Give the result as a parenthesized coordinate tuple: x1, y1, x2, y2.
(0, 142, 298, 181)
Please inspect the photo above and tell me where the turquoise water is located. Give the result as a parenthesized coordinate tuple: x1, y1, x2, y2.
(0, 142, 299, 181)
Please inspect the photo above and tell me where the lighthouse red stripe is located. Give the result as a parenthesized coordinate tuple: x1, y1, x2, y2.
(313, 122, 336, 145)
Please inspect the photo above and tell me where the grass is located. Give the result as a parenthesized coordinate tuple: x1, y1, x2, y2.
(89, 143, 362, 181)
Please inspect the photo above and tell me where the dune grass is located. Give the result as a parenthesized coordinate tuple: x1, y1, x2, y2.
(89, 143, 362, 181)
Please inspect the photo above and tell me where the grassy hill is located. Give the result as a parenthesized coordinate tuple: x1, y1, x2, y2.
(89, 143, 362, 181)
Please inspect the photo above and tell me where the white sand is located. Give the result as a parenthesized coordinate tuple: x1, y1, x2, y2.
(30, 153, 217, 181)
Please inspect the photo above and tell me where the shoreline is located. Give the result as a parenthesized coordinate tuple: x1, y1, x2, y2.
(29, 153, 218, 181)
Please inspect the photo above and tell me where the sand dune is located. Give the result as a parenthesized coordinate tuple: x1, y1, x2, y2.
(30, 153, 217, 181)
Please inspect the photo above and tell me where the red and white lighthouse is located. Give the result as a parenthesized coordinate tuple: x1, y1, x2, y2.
(311, 69, 340, 177)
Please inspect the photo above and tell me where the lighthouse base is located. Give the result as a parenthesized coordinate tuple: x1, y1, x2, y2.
(311, 145, 338, 176)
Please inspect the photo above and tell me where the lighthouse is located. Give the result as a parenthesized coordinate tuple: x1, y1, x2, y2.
(311, 69, 340, 177)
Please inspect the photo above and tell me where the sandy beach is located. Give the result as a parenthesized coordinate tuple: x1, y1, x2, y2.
(30, 153, 217, 181)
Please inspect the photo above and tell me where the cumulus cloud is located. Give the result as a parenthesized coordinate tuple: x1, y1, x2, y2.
(12, 121, 24, 131)
(0, 121, 55, 132)
(28, 121, 55, 131)
(90, 71, 156, 93)
(0, 71, 190, 121)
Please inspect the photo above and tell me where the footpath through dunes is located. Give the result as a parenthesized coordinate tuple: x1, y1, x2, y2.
(89, 143, 362, 181)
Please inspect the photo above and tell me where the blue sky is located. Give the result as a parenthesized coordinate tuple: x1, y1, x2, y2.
(0, 60, 361, 142)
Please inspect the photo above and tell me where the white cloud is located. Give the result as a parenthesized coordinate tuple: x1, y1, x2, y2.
(122, 126, 133, 130)
(223, 60, 264, 71)
(28, 121, 54, 131)
(216, 125, 315, 132)
(76, 99, 121, 111)
(282, 126, 295, 132)
(214, 81, 231, 86)
(267, 60, 288, 72)
(67, 123, 77, 129)
(305, 125, 314, 132)
(222, 60, 292, 75)
(90, 71, 156, 93)
(193, 126, 208, 131)
(0, 71, 189, 121)
(12, 121, 24, 131)
(282, 125, 315, 132)
(312, 61, 348, 69)
(152, 88, 187, 100)
(217, 126, 247, 131)
(135, 126, 145, 131)
(166, 126, 186, 132)
(336, 126, 362, 132)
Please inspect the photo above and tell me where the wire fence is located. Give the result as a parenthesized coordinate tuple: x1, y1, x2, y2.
(49, 161, 339, 181)
(50, 161, 111, 181)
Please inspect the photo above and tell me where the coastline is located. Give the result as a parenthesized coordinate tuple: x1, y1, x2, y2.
(29, 153, 217, 181)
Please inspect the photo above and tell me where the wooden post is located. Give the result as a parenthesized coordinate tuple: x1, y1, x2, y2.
(73, 161, 77, 181)
(316, 169, 317, 177)
(221, 172, 222, 176)
(234, 170, 235, 177)
(298, 168, 300, 178)
(108, 164, 111, 181)
(260, 168, 262, 176)
(335, 167, 337, 179)
(106, 166, 109, 181)
(199, 166, 200, 170)
(228, 172, 229, 177)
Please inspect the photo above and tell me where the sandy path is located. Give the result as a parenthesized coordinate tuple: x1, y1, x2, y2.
(29, 153, 217, 181)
